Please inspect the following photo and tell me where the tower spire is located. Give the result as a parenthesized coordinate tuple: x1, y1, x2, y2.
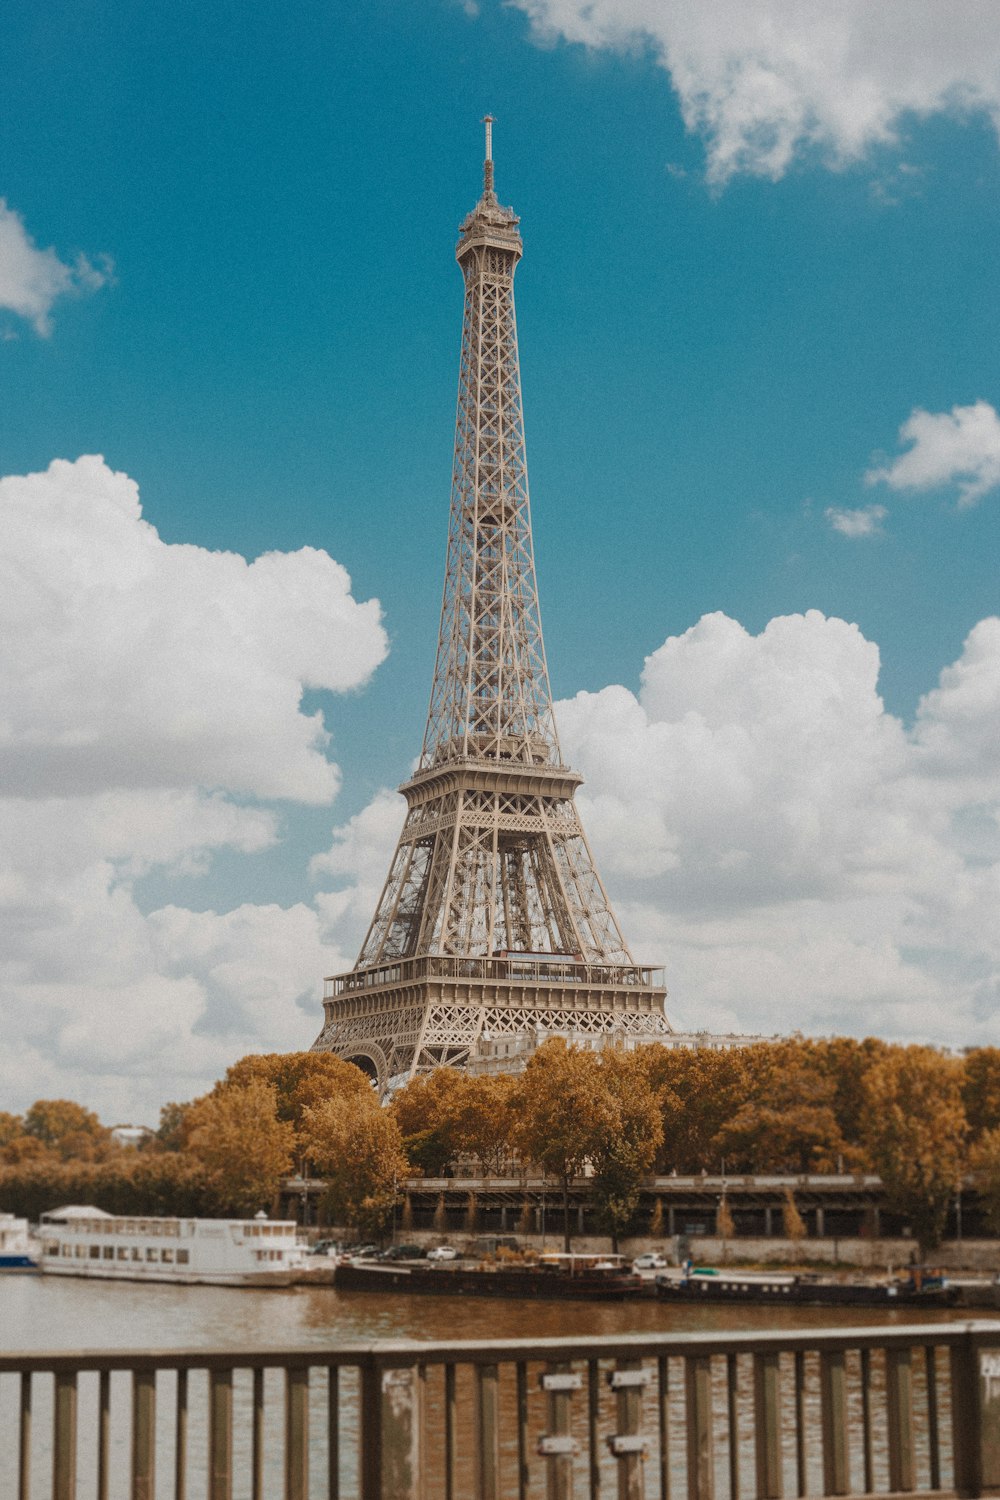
(312, 134, 671, 1091)
(483, 113, 494, 195)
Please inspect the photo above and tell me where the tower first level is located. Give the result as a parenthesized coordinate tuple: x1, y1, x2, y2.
(312, 121, 672, 1092)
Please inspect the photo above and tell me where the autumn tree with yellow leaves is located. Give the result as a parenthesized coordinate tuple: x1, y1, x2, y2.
(861, 1045, 967, 1256)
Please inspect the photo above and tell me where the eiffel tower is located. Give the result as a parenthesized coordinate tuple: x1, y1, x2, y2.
(313, 120, 671, 1090)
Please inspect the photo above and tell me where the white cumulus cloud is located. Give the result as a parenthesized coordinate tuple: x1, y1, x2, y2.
(825, 503, 887, 538)
(509, 1, 1000, 181)
(0, 201, 112, 335)
(316, 609, 1000, 1049)
(866, 401, 1000, 506)
(0, 455, 386, 1119)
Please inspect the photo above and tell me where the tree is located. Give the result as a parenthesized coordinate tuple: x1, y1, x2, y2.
(782, 1186, 806, 1241)
(711, 1040, 847, 1175)
(513, 1040, 616, 1251)
(156, 1101, 192, 1152)
(185, 1081, 295, 1215)
(640, 1046, 748, 1173)
(963, 1049, 1000, 1140)
(717, 1195, 735, 1262)
(224, 1052, 373, 1172)
(589, 1051, 663, 1251)
(970, 1126, 1000, 1234)
(444, 1074, 518, 1176)
(390, 1068, 465, 1176)
(22, 1099, 112, 1161)
(862, 1046, 967, 1257)
(302, 1097, 407, 1239)
(0, 1111, 24, 1148)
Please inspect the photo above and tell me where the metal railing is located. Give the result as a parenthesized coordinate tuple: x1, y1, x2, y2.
(325, 954, 666, 999)
(4, 1321, 1000, 1498)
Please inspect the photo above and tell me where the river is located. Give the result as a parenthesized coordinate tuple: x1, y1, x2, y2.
(0, 1269, 973, 1349)
(1, 1276, 986, 1499)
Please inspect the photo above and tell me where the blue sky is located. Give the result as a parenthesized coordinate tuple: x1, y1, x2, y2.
(3, 1, 1000, 1117)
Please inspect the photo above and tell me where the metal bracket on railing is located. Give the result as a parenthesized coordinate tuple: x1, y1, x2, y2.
(608, 1434, 649, 1456)
(539, 1434, 579, 1456)
(608, 1368, 651, 1389)
(541, 1371, 583, 1391)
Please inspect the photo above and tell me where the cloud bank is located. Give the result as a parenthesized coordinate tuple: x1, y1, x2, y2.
(0, 201, 111, 335)
(0, 456, 387, 1118)
(867, 401, 1000, 507)
(319, 610, 1000, 1048)
(509, 1, 1000, 181)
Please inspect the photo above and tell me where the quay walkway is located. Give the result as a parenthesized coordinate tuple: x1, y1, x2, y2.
(4, 1320, 1000, 1498)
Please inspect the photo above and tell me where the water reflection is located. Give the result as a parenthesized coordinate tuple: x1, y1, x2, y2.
(0, 1277, 986, 1499)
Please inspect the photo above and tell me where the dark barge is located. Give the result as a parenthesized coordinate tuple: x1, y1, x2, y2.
(334, 1253, 647, 1301)
(656, 1269, 959, 1307)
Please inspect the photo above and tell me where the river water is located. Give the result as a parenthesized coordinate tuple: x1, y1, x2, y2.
(0, 1275, 985, 1499)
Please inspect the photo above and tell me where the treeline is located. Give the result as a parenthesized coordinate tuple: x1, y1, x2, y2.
(6, 1039, 1000, 1253)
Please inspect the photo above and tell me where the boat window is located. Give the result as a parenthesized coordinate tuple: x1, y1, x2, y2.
(131, 1248, 142, 1261)
(103, 1246, 114, 1260)
(74, 1245, 86, 1259)
(89, 1245, 101, 1259)
(177, 1249, 190, 1264)
(146, 1248, 157, 1261)
(117, 1248, 128, 1261)
(162, 1249, 174, 1263)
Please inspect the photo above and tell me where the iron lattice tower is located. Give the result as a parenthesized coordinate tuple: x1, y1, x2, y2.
(313, 121, 671, 1089)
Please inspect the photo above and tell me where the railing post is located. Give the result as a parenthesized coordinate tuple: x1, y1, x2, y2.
(475, 1363, 500, 1500)
(209, 1368, 233, 1500)
(286, 1365, 310, 1500)
(886, 1348, 914, 1492)
(754, 1352, 782, 1500)
(360, 1359, 425, 1500)
(954, 1333, 1000, 1498)
(685, 1356, 714, 1500)
(541, 1363, 579, 1500)
(18, 1371, 31, 1500)
(133, 1369, 156, 1500)
(819, 1350, 849, 1497)
(52, 1370, 77, 1500)
(611, 1358, 648, 1500)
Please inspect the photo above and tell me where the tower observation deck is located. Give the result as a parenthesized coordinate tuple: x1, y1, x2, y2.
(313, 122, 672, 1090)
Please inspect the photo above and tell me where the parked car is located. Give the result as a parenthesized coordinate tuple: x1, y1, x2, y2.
(309, 1239, 340, 1257)
(348, 1243, 380, 1260)
(379, 1243, 426, 1261)
(633, 1252, 667, 1271)
(425, 1244, 459, 1262)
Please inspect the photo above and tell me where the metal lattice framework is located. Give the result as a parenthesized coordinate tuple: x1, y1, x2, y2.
(313, 121, 671, 1089)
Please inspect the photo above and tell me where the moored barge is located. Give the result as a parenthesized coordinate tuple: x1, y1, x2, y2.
(335, 1252, 647, 1301)
(656, 1268, 959, 1307)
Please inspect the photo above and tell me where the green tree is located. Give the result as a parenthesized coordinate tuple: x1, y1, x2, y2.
(513, 1040, 616, 1251)
(862, 1046, 967, 1257)
(185, 1081, 295, 1214)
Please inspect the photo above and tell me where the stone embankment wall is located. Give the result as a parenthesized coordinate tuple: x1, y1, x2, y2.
(329, 1222, 1000, 1272)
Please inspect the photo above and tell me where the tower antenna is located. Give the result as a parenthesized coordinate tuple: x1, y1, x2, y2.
(483, 113, 494, 194)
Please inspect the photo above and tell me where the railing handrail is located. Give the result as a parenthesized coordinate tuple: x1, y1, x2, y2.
(4, 1319, 998, 1375)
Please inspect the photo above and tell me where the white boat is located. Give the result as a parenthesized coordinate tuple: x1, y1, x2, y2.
(0, 1211, 39, 1270)
(39, 1205, 313, 1287)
